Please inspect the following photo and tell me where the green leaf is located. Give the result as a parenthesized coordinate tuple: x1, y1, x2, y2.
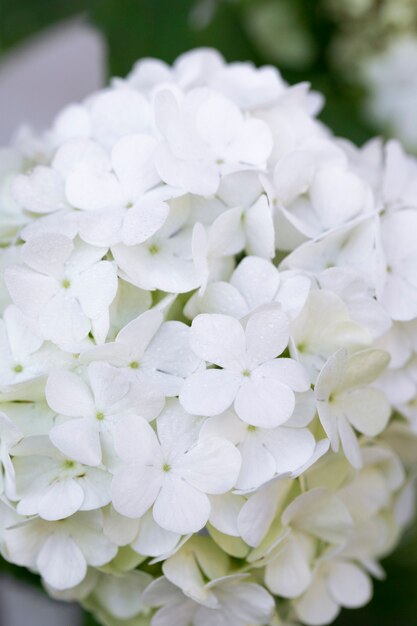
(0, 0, 89, 55)
(89, 0, 260, 77)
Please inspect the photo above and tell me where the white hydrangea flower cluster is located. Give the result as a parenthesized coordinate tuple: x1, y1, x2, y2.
(0, 48, 416, 626)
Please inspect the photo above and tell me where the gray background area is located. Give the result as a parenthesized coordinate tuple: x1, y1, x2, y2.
(0, 17, 105, 625)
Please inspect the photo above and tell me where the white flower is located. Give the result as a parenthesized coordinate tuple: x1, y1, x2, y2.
(271, 141, 373, 246)
(111, 408, 241, 534)
(12, 165, 68, 214)
(290, 289, 371, 382)
(318, 267, 391, 340)
(154, 87, 273, 195)
(112, 198, 201, 293)
(144, 575, 275, 626)
(0, 305, 70, 389)
(83, 570, 153, 623)
(88, 87, 151, 146)
(180, 307, 310, 427)
(5, 234, 118, 348)
(83, 309, 201, 396)
(315, 348, 391, 467)
(103, 506, 181, 558)
(293, 559, 372, 626)
(12, 437, 112, 520)
(3, 510, 117, 590)
(261, 488, 353, 600)
(186, 255, 310, 322)
(53, 135, 173, 248)
(46, 362, 163, 466)
(201, 408, 316, 490)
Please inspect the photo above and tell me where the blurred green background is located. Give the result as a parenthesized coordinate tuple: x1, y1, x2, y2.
(1, 1, 416, 625)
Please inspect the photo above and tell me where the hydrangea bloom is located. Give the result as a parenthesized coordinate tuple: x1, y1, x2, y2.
(0, 49, 416, 626)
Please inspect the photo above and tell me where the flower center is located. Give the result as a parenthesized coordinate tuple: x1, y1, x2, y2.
(129, 361, 140, 369)
(242, 369, 251, 377)
(63, 460, 76, 470)
(62, 278, 71, 289)
(13, 364, 23, 373)
(162, 463, 171, 473)
(247, 425, 257, 432)
(148, 243, 160, 255)
(96, 411, 105, 421)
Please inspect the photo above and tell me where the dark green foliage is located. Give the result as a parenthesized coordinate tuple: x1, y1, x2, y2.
(0, 0, 90, 54)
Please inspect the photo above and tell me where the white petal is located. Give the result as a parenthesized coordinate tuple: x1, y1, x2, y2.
(231, 256, 280, 312)
(112, 133, 160, 199)
(226, 118, 272, 164)
(257, 358, 310, 392)
(38, 479, 84, 521)
(88, 361, 130, 411)
(72, 261, 118, 319)
(216, 581, 275, 625)
(46, 369, 94, 417)
(12, 166, 67, 214)
(245, 307, 289, 367)
(153, 475, 211, 534)
(23, 233, 73, 278)
(49, 417, 101, 466)
(234, 376, 295, 428)
(343, 388, 391, 437)
(71, 511, 117, 566)
(328, 561, 372, 608)
(78, 468, 112, 511)
(190, 314, 246, 369)
(245, 195, 275, 258)
(295, 573, 339, 626)
(314, 349, 348, 401)
(176, 436, 241, 494)
(5, 266, 58, 318)
(39, 291, 90, 347)
(94, 570, 152, 620)
(122, 200, 169, 246)
(143, 321, 202, 393)
(273, 150, 315, 205)
(238, 481, 291, 547)
(310, 167, 366, 230)
(282, 488, 352, 544)
(66, 161, 123, 211)
(156, 145, 219, 196)
(117, 309, 163, 359)
(113, 414, 161, 463)
(3, 305, 42, 360)
(91, 89, 150, 144)
(112, 464, 162, 519)
(180, 369, 241, 417)
(132, 510, 180, 557)
(208, 207, 245, 258)
(37, 534, 87, 590)
(263, 426, 316, 474)
(209, 493, 245, 536)
(236, 434, 276, 490)
(343, 348, 390, 389)
(112, 242, 200, 293)
(265, 535, 312, 598)
(338, 415, 362, 468)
